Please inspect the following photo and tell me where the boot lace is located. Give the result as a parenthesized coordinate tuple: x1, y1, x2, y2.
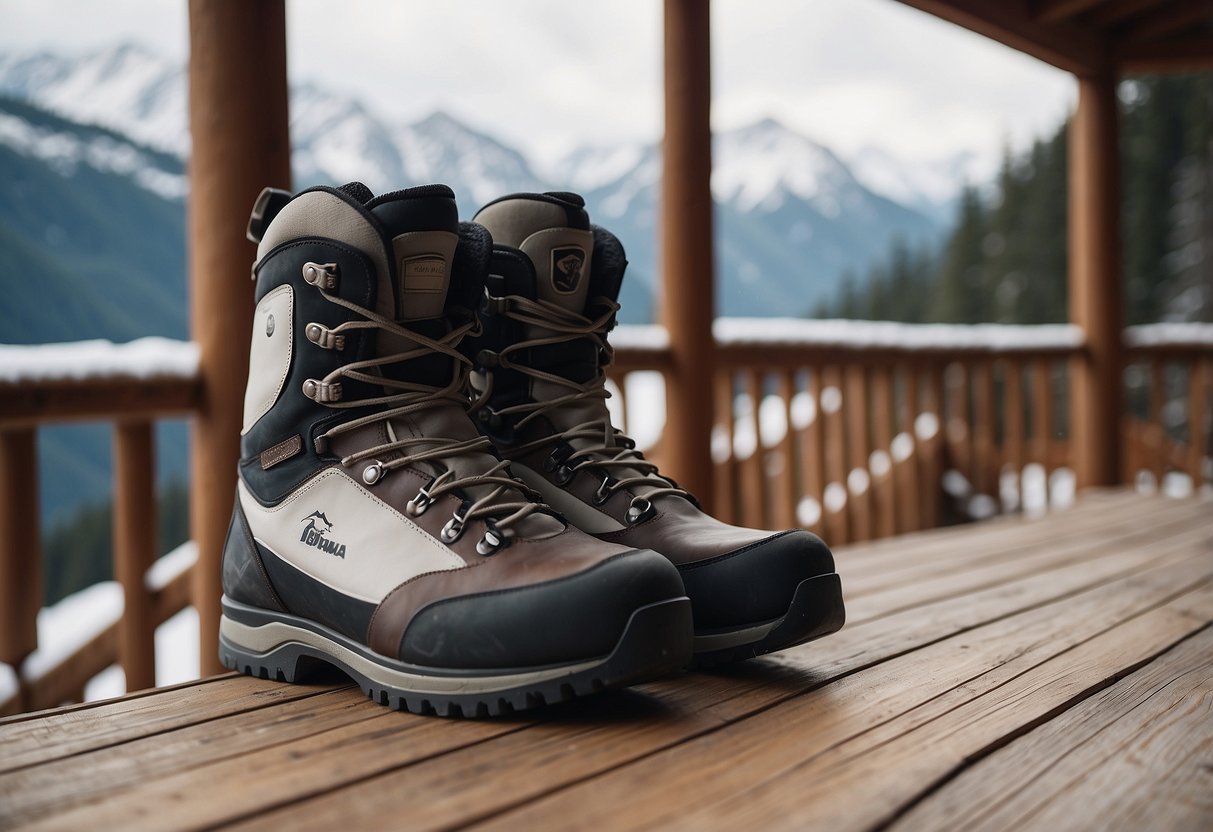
(471, 294, 690, 516)
(303, 265, 548, 541)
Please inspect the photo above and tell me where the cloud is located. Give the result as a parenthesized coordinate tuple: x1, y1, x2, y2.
(1, 0, 1075, 169)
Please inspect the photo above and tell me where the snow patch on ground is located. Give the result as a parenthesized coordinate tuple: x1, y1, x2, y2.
(797, 497, 822, 527)
(24, 581, 123, 681)
(621, 371, 665, 452)
(146, 540, 197, 592)
(1162, 471, 1194, 499)
(155, 606, 199, 688)
(0, 662, 17, 705)
(0, 337, 199, 383)
(85, 665, 126, 701)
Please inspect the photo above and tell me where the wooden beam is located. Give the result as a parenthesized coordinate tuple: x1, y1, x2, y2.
(661, 0, 717, 510)
(1118, 1, 1212, 41)
(1088, 0, 1164, 26)
(894, 0, 1107, 75)
(1033, 0, 1106, 23)
(0, 376, 201, 429)
(1069, 69, 1125, 488)
(188, 0, 292, 676)
(1118, 35, 1213, 71)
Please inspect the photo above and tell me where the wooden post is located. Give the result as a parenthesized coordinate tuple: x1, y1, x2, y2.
(661, 0, 716, 510)
(188, 0, 292, 675)
(1069, 67, 1124, 488)
(0, 429, 40, 706)
(113, 422, 157, 692)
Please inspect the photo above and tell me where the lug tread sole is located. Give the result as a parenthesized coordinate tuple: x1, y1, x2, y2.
(220, 597, 692, 718)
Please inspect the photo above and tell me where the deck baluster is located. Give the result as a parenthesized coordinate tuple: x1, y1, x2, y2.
(113, 421, 158, 693)
(0, 428, 40, 713)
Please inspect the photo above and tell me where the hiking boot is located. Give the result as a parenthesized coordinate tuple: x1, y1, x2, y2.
(465, 191, 845, 666)
(219, 183, 692, 716)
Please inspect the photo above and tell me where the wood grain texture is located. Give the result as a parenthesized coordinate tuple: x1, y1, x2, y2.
(888, 628, 1213, 832)
(479, 557, 1213, 832)
(0, 676, 344, 774)
(4, 494, 1209, 832)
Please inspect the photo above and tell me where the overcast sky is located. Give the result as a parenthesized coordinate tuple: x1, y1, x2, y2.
(2, 0, 1075, 170)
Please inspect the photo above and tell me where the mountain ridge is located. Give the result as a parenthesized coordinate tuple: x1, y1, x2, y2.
(0, 41, 957, 322)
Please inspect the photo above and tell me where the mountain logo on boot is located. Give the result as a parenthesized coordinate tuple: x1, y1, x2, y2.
(551, 247, 585, 294)
(299, 510, 347, 559)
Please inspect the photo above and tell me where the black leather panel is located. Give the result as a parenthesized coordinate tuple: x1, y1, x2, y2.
(677, 530, 836, 630)
(258, 543, 377, 644)
(240, 237, 379, 505)
(221, 495, 287, 612)
(399, 549, 684, 669)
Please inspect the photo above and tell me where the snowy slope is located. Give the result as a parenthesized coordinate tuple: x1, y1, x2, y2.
(0, 44, 187, 154)
(0, 42, 956, 323)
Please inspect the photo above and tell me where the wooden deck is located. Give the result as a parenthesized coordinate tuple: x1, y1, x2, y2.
(1, 489, 1210, 831)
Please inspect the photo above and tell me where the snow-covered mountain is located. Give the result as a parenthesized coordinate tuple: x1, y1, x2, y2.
(0, 41, 961, 321)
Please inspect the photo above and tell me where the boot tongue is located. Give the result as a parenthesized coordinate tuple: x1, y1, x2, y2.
(367, 185, 460, 324)
(367, 189, 561, 540)
(474, 192, 594, 316)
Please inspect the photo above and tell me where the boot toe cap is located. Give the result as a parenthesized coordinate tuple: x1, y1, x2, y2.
(397, 548, 686, 670)
(678, 530, 835, 631)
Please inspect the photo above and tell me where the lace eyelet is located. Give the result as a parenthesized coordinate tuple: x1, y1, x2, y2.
(626, 497, 656, 525)
(406, 484, 435, 517)
(554, 464, 576, 486)
(302, 261, 338, 289)
(475, 526, 507, 556)
(362, 461, 385, 485)
(441, 507, 468, 543)
(593, 475, 618, 506)
(543, 443, 574, 474)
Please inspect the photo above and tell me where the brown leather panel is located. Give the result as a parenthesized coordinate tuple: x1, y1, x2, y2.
(366, 527, 637, 657)
(595, 498, 772, 566)
(506, 443, 773, 566)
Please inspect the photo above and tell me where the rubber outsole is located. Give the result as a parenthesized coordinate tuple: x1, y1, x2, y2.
(690, 573, 845, 668)
(218, 595, 693, 718)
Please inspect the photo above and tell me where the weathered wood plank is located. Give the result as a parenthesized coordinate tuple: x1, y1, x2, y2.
(0, 688, 377, 824)
(203, 525, 1212, 831)
(0, 676, 347, 774)
(12, 704, 528, 831)
(476, 561, 1213, 832)
(887, 628, 1213, 832)
(839, 493, 1199, 593)
(845, 503, 1211, 624)
(656, 584, 1213, 832)
(6, 495, 1208, 832)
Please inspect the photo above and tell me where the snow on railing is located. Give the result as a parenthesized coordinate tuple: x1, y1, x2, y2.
(0, 337, 200, 384)
(712, 319, 1085, 351)
(1124, 322, 1213, 349)
(608, 319, 1087, 353)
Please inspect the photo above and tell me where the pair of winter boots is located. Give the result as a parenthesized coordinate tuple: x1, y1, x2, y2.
(219, 183, 844, 717)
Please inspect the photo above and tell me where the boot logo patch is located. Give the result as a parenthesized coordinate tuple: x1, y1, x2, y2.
(551, 247, 585, 294)
(401, 255, 447, 293)
(300, 510, 347, 559)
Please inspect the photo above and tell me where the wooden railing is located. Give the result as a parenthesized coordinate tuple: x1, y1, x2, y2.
(1123, 324, 1213, 494)
(611, 321, 1089, 545)
(1, 322, 1209, 715)
(0, 339, 201, 714)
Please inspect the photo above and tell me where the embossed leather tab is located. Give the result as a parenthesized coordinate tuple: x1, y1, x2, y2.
(260, 434, 303, 470)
